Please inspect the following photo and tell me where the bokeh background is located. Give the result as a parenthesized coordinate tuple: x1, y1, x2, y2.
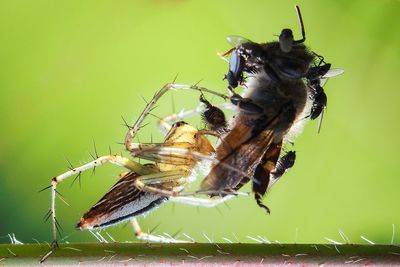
(0, 0, 399, 245)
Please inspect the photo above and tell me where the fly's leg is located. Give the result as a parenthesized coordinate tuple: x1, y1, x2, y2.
(252, 141, 282, 214)
(269, 150, 296, 188)
(124, 83, 228, 151)
(252, 102, 298, 213)
(229, 92, 264, 114)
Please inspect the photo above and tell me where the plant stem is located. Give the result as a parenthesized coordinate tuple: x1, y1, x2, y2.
(1, 243, 399, 265)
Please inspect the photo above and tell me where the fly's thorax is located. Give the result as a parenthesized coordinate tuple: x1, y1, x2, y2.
(244, 70, 308, 118)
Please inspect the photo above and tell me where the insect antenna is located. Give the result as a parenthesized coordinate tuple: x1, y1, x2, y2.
(294, 5, 306, 43)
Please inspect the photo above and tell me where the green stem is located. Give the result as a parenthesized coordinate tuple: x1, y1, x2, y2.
(1, 243, 399, 265)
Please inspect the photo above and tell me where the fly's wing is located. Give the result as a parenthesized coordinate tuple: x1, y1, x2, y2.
(200, 112, 281, 193)
(320, 68, 344, 86)
(226, 35, 253, 47)
(322, 68, 344, 78)
(77, 172, 167, 230)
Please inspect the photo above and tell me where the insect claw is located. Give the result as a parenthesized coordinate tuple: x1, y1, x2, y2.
(91, 166, 96, 177)
(108, 145, 112, 156)
(255, 194, 271, 214)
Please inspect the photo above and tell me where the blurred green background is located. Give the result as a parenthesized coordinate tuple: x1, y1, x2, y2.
(0, 0, 399, 245)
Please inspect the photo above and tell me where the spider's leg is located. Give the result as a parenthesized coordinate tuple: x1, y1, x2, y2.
(158, 102, 233, 135)
(131, 218, 191, 243)
(45, 155, 156, 246)
(125, 83, 228, 151)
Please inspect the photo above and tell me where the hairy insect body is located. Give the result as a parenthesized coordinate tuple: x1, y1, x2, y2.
(201, 70, 308, 193)
(201, 5, 328, 209)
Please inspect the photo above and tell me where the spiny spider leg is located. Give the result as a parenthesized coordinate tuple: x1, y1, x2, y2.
(158, 102, 234, 135)
(131, 218, 189, 243)
(124, 83, 228, 151)
(47, 155, 157, 246)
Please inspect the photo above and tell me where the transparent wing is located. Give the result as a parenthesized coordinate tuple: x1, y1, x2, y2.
(319, 69, 344, 86)
(323, 68, 344, 78)
(226, 35, 252, 47)
(317, 108, 325, 134)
